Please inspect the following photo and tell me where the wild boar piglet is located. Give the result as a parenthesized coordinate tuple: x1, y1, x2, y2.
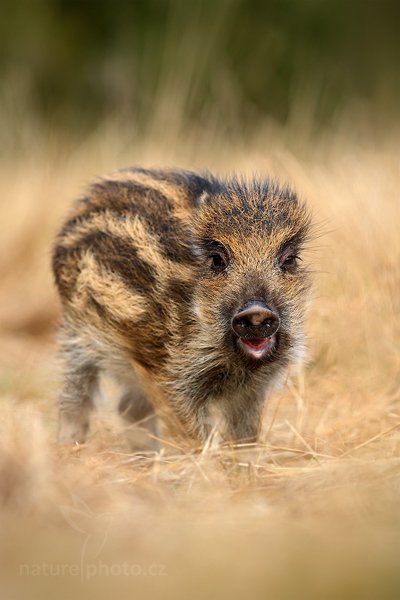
(52, 168, 312, 446)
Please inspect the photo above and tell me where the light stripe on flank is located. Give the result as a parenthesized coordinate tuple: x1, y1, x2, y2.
(106, 170, 186, 203)
(72, 251, 148, 323)
(104, 171, 193, 221)
(61, 212, 193, 283)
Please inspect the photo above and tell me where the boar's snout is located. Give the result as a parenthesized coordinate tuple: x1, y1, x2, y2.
(231, 301, 280, 339)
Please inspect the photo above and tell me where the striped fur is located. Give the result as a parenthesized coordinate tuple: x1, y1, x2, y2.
(53, 167, 312, 447)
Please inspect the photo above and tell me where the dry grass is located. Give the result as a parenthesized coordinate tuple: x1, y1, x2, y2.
(0, 117, 399, 599)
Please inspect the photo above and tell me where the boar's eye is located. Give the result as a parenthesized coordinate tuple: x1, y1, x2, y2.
(203, 239, 229, 274)
(209, 252, 228, 273)
(279, 247, 300, 272)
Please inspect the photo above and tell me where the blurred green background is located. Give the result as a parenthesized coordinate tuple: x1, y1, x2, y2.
(1, 0, 399, 150)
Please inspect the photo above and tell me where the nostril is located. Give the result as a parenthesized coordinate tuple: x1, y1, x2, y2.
(231, 302, 280, 338)
(235, 316, 252, 329)
(262, 318, 274, 329)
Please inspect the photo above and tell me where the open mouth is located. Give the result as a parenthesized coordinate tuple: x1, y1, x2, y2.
(237, 335, 276, 360)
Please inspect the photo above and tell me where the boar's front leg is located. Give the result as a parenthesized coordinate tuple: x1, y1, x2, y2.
(165, 396, 213, 446)
(219, 392, 266, 444)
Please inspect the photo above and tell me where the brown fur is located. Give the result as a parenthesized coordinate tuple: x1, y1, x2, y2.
(52, 168, 312, 447)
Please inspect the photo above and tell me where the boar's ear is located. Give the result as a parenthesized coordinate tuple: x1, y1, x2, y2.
(194, 190, 209, 208)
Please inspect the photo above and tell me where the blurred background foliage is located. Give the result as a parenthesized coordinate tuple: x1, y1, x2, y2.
(1, 0, 400, 152)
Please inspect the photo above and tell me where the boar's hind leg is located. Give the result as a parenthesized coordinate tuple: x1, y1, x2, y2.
(118, 383, 160, 449)
(118, 384, 155, 423)
(58, 360, 99, 444)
